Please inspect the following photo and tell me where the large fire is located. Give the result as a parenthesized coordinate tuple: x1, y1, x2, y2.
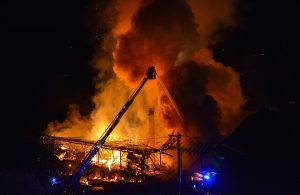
(44, 0, 247, 180)
(41, 134, 175, 183)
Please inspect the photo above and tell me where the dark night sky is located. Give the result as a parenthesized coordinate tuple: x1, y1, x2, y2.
(1, 0, 95, 139)
(1, 0, 299, 138)
(0, 0, 299, 193)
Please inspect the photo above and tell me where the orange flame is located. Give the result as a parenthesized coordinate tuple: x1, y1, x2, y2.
(46, 0, 247, 171)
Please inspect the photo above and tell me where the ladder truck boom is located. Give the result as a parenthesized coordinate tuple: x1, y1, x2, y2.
(70, 66, 156, 185)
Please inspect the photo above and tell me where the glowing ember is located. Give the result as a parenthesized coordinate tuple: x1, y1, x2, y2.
(61, 145, 68, 150)
(58, 152, 66, 160)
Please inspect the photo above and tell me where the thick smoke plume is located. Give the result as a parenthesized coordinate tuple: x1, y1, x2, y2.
(113, 0, 246, 141)
(46, 0, 246, 144)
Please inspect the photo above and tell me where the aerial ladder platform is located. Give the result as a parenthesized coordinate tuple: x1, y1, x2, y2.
(70, 66, 156, 185)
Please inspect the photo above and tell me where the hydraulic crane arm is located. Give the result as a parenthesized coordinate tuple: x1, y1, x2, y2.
(71, 66, 156, 184)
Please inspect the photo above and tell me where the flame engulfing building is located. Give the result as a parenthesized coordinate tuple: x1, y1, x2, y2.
(40, 0, 248, 190)
(40, 134, 177, 184)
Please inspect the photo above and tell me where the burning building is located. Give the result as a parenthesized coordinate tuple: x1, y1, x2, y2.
(40, 133, 177, 184)
(40, 0, 248, 189)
